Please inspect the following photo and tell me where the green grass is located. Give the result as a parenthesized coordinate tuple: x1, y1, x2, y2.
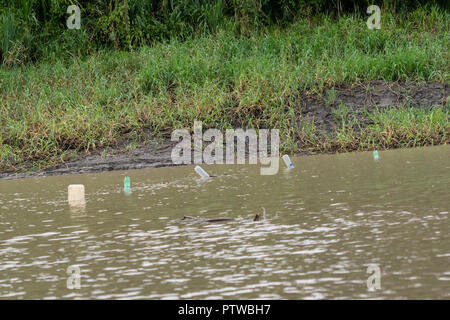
(328, 105, 449, 152)
(0, 8, 449, 171)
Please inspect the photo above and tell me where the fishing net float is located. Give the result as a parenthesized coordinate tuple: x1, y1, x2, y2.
(68, 184, 85, 207)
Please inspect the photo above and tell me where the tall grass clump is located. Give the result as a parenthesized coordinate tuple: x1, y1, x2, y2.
(0, 10, 28, 66)
(329, 106, 449, 152)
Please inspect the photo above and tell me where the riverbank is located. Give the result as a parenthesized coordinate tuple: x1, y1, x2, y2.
(1, 80, 448, 180)
(1, 8, 449, 179)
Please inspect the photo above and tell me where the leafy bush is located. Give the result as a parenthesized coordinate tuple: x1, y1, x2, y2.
(0, 0, 448, 66)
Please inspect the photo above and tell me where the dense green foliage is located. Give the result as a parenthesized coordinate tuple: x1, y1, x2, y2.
(0, 0, 448, 66)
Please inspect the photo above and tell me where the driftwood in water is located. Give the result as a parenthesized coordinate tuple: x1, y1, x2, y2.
(181, 216, 235, 223)
(182, 208, 266, 223)
(253, 207, 266, 221)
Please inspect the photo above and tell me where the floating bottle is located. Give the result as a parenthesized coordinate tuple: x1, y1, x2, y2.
(373, 150, 379, 161)
(195, 165, 210, 179)
(282, 155, 294, 168)
(68, 184, 85, 207)
(124, 176, 131, 193)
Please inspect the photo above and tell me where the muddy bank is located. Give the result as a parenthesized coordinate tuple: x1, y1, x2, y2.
(1, 81, 448, 180)
(0, 140, 179, 180)
(300, 80, 449, 133)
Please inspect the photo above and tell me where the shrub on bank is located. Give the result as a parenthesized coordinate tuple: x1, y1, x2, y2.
(0, 0, 448, 66)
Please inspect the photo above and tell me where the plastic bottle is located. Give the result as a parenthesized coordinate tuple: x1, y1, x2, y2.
(373, 150, 379, 161)
(282, 155, 294, 168)
(124, 176, 131, 192)
(195, 166, 210, 179)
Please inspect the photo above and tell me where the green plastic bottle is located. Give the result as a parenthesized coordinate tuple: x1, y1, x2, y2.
(373, 150, 379, 160)
(124, 176, 131, 193)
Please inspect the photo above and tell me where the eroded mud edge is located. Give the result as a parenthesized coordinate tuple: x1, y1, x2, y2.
(1, 81, 448, 180)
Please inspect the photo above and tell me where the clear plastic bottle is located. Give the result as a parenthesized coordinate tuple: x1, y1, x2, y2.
(195, 166, 210, 179)
(282, 155, 294, 168)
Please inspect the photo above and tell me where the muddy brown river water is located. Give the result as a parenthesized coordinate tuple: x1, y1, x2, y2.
(0, 145, 449, 299)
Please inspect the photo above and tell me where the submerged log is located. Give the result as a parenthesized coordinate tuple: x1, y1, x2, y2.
(253, 207, 266, 221)
(181, 208, 266, 223)
(181, 216, 234, 223)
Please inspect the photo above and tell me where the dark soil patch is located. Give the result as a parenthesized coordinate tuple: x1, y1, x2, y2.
(300, 81, 449, 133)
(1, 81, 448, 180)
